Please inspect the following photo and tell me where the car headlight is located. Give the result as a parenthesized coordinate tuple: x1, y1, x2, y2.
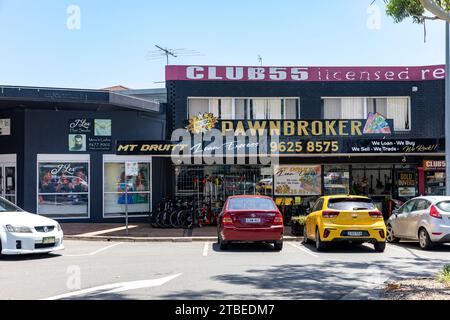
(5, 225, 33, 233)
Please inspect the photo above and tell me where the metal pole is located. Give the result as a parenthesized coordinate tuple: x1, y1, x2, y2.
(446, 22, 450, 196)
(125, 178, 129, 236)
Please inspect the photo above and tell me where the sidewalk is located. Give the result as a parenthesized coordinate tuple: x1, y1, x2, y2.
(61, 223, 299, 242)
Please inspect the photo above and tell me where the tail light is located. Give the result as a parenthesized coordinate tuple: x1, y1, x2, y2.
(430, 205, 443, 219)
(273, 213, 283, 225)
(322, 211, 339, 218)
(369, 211, 383, 218)
(222, 213, 234, 226)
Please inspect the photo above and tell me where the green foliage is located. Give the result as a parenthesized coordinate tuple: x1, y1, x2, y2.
(437, 264, 450, 284)
(291, 215, 307, 226)
(385, 0, 427, 23)
(385, 0, 450, 23)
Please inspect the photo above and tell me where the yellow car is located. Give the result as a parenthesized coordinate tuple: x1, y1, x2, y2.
(303, 195, 387, 252)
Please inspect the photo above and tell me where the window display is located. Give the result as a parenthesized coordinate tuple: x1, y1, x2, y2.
(104, 162, 152, 217)
(37, 162, 89, 218)
(324, 165, 350, 195)
(274, 165, 322, 196)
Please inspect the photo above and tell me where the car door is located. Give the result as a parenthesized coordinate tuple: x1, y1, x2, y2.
(307, 198, 324, 240)
(395, 199, 417, 237)
(406, 199, 431, 239)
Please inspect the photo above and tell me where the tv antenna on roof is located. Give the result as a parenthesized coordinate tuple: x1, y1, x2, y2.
(145, 45, 204, 65)
(258, 55, 263, 66)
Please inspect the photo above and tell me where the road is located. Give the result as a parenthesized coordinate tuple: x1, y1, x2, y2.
(0, 239, 449, 300)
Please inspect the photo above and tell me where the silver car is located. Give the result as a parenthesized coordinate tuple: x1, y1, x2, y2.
(387, 196, 450, 250)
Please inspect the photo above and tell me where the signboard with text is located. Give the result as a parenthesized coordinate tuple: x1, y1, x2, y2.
(166, 65, 446, 82)
(68, 118, 112, 152)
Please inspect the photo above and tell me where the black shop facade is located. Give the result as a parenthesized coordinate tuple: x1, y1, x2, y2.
(118, 64, 446, 218)
(0, 86, 168, 223)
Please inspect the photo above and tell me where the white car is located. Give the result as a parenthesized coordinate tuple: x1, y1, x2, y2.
(0, 197, 64, 255)
(387, 196, 450, 250)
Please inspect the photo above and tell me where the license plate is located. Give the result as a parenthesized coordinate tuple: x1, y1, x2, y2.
(42, 237, 55, 244)
(245, 218, 261, 224)
(346, 231, 364, 237)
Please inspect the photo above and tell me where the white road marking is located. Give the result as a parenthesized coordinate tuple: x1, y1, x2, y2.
(76, 225, 138, 236)
(387, 244, 431, 260)
(202, 242, 210, 257)
(64, 242, 123, 257)
(42, 273, 182, 300)
(288, 242, 319, 258)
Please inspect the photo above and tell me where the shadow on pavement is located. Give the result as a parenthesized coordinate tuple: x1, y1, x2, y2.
(302, 241, 380, 254)
(0, 253, 61, 262)
(159, 257, 449, 300)
(211, 242, 278, 253)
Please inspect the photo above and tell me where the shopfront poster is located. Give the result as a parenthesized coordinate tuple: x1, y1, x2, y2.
(68, 118, 112, 151)
(274, 165, 322, 196)
(0, 119, 11, 136)
(397, 171, 417, 197)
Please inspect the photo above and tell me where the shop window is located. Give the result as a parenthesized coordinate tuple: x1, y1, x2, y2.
(425, 171, 446, 196)
(37, 155, 90, 219)
(188, 98, 209, 118)
(188, 97, 300, 120)
(323, 97, 410, 131)
(284, 99, 299, 119)
(235, 99, 247, 119)
(324, 165, 350, 195)
(103, 156, 152, 218)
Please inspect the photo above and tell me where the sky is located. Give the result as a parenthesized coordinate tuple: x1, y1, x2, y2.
(0, 0, 446, 89)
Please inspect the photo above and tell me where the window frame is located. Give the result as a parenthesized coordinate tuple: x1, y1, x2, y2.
(187, 97, 300, 120)
(321, 96, 411, 132)
(102, 154, 153, 219)
(36, 154, 90, 220)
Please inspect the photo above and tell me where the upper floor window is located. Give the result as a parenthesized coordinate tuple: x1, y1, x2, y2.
(323, 97, 410, 131)
(188, 97, 300, 120)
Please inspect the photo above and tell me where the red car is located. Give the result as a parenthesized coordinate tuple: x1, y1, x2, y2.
(217, 195, 284, 251)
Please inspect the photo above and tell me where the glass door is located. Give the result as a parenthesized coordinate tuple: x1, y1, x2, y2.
(0, 164, 16, 204)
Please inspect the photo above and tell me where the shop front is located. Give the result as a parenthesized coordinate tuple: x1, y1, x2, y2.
(158, 64, 446, 219)
(0, 86, 167, 222)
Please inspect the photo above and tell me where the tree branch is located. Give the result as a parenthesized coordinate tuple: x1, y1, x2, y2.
(419, 0, 450, 21)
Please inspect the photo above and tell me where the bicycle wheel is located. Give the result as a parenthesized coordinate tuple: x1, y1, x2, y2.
(157, 211, 167, 228)
(170, 210, 180, 228)
(149, 211, 159, 228)
(178, 210, 192, 229)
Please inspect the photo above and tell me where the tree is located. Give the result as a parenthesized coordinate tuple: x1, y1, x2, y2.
(384, 0, 450, 23)
(384, 0, 450, 196)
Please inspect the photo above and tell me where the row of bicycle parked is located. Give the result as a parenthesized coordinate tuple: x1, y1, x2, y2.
(148, 198, 222, 228)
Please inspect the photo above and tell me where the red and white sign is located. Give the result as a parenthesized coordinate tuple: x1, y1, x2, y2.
(166, 65, 445, 82)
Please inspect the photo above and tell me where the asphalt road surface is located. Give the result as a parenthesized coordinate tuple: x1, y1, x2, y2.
(1, 239, 449, 300)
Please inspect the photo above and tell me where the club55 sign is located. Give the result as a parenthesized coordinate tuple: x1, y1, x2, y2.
(166, 65, 445, 82)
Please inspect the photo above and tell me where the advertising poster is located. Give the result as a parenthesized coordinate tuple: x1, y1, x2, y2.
(0, 119, 11, 136)
(397, 171, 417, 197)
(68, 119, 112, 151)
(274, 165, 322, 196)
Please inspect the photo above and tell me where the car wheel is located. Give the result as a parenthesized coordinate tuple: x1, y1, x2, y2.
(274, 241, 283, 251)
(374, 241, 386, 252)
(219, 235, 228, 250)
(303, 225, 310, 244)
(419, 228, 434, 250)
(315, 228, 327, 252)
(386, 224, 400, 243)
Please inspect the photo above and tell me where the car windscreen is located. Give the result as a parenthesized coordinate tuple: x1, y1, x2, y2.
(227, 198, 276, 211)
(327, 198, 375, 211)
(0, 198, 23, 212)
(436, 201, 450, 212)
